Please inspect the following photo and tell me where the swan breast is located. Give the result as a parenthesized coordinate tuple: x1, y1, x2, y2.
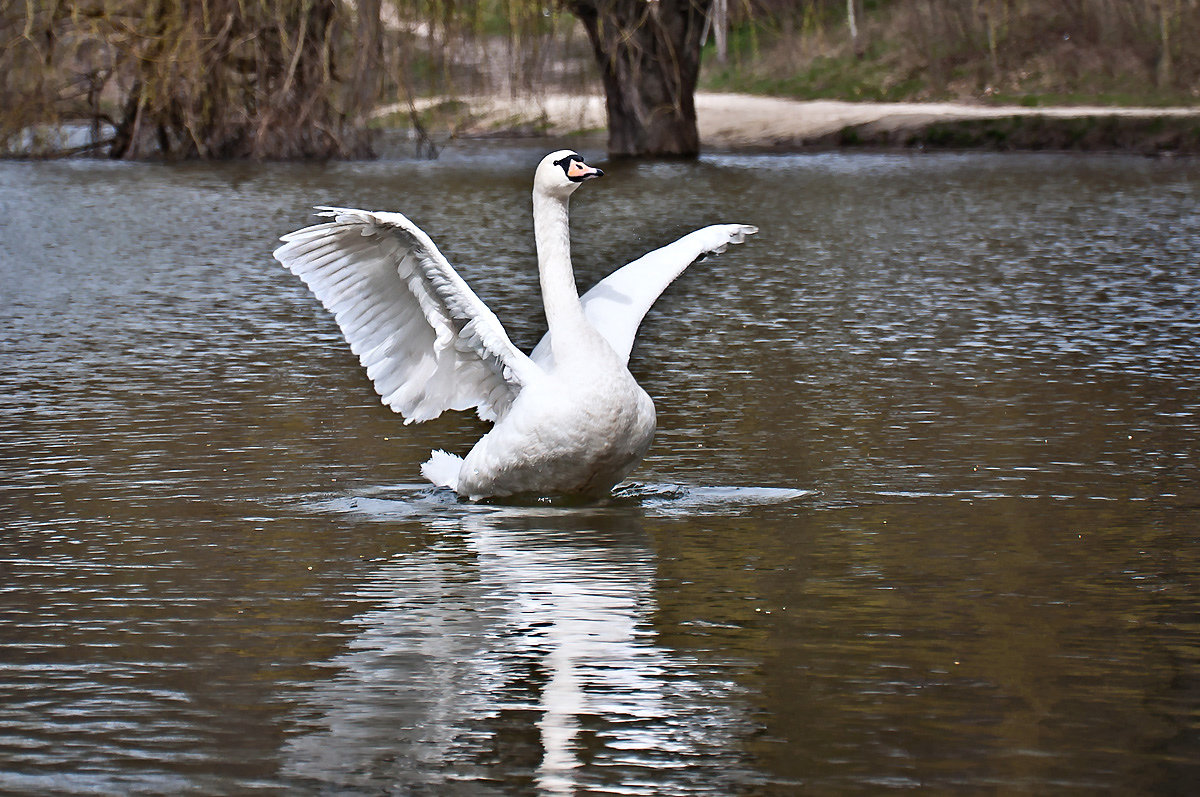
(458, 369, 656, 498)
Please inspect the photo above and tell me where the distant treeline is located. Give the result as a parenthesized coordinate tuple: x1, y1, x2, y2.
(712, 0, 1199, 104)
(0, 0, 584, 159)
(3, 0, 1195, 159)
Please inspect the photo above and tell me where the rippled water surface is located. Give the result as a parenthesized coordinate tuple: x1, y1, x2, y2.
(3, 146, 1199, 793)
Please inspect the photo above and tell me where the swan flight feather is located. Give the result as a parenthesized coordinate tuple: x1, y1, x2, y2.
(274, 207, 537, 424)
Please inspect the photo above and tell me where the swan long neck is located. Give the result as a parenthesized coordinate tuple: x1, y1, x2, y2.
(533, 189, 591, 357)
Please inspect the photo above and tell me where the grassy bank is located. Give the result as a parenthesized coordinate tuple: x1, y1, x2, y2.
(701, 1, 1200, 109)
(817, 114, 1200, 155)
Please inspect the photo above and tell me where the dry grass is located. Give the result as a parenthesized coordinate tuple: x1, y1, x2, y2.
(705, 0, 1200, 106)
(1, 0, 378, 159)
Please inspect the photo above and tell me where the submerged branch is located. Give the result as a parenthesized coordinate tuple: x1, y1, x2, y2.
(24, 136, 118, 160)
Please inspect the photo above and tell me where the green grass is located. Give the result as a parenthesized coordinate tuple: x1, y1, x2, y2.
(703, 52, 929, 103)
(370, 99, 472, 129)
(698, 19, 1199, 108)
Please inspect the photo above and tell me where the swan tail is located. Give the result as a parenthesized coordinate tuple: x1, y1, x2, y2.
(421, 449, 463, 491)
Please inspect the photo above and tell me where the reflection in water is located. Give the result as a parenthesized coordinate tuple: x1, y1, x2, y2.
(281, 499, 751, 794)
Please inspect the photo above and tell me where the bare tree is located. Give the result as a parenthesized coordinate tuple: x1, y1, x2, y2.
(565, 0, 714, 158)
(709, 0, 728, 63)
(3, 0, 380, 159)
(846, 0, 858, 52)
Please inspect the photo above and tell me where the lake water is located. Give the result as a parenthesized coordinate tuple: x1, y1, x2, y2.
(2, 145, 1199, 793)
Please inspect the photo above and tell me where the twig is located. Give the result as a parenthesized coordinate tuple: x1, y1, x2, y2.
(19, 136, 117, 160)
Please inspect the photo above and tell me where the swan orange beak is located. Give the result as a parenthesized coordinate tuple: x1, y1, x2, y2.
(567, 160, 603, 181)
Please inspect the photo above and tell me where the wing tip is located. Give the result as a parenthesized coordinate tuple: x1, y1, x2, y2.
(699, 224, 758, 257)
(729, 224, 758, 242)
(313, 205, 373, 225)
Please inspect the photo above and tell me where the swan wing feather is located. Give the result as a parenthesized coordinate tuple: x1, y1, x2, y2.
(530, 224, 757, 367)
(275, 206, 536, 423)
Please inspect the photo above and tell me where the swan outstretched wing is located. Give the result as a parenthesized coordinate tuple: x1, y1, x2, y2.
(530, 224, 757, 367)
(275, 207, 537, 423)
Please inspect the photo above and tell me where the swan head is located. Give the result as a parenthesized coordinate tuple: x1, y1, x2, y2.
(534, 150, 603, 198)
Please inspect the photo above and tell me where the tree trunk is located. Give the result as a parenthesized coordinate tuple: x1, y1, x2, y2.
(568, 0, 713, 158)
(1156, 0, 1173, 87)
(713, 0, 728, 63)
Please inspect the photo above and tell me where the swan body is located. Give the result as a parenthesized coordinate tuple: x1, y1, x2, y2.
(274, 151, 756, 500)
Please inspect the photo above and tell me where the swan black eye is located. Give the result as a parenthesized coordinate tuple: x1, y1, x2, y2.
(554, 154, 582, 177)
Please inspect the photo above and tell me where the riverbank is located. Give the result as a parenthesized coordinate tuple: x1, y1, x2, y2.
(695, 93, 1200, 154)
(390, 92, 1200, 155)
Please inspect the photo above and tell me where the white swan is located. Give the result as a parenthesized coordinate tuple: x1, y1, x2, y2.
(274, 151, 756, 500)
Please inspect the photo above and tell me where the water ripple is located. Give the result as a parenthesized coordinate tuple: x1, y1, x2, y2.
(2, 151, 1198, 793)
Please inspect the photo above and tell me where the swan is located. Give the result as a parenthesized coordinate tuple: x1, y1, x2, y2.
(274, 151, 756, 500)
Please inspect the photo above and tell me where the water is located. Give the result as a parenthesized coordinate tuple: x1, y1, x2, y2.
(2, 146, 1199, 793)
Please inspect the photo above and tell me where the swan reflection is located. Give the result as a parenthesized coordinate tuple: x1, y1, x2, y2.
(281, 501, 751, 794)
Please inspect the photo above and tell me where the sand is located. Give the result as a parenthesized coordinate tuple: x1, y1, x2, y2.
(384, 92, 1200, 150)
(693, 92, 1200, 148)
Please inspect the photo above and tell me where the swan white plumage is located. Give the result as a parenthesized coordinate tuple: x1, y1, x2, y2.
(274, 151, 756, 500)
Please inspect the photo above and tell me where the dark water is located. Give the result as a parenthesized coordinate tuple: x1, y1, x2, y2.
(2, 145, 1199, 794)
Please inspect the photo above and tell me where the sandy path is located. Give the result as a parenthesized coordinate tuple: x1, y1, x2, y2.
(694, 93, 1200, 147)
(387, 92, 1200, 148)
